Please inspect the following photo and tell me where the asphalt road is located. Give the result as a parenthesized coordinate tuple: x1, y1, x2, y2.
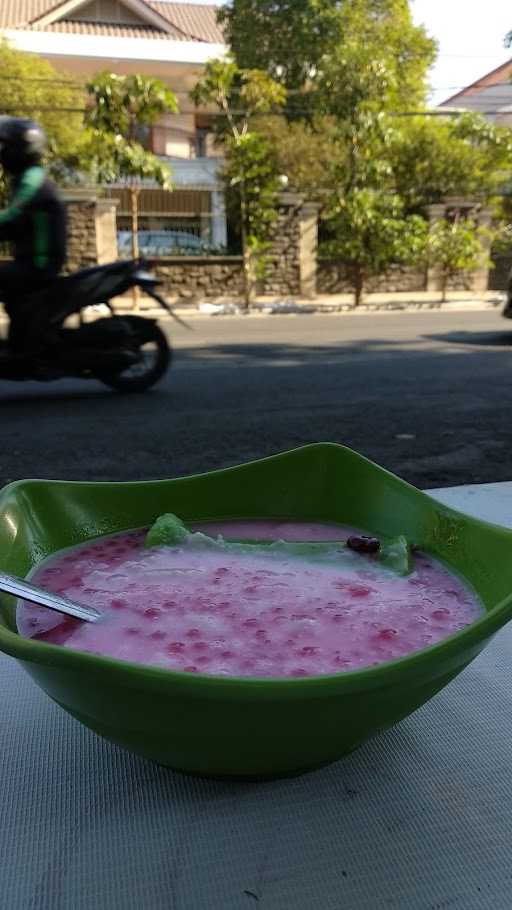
(1, 307, 511, 490)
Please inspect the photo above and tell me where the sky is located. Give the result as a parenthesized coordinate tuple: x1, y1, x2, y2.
(171, 0, 512, 107)
(410, 0, 512, 105)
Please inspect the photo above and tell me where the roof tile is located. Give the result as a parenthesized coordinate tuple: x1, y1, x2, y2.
(0, 0, 225, 44)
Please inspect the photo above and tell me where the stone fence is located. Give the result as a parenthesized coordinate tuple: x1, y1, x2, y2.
(63, 190, 318, 299)
(317, 261, 477, 294)
(4, 189, 504, 299)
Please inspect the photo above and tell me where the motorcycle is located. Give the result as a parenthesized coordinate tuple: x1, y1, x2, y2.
(0, 259, 189, 392)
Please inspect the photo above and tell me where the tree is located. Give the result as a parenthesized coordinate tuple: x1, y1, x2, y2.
(221, 0, 436, 116)
(0, 40, 85, 187)
(218, 0, 342, 94)
(427, 218, 491, 302)
(388, 113, 512, 211)
(84, 72, 178, 262)
(191, 59, 286, 308)
(320, 189, 427, 305)
(252, 114, 340, 204)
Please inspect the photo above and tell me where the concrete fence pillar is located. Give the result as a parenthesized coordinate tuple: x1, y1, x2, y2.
(427, 198, 492, 294)
(260, 192, 319, 297)
(61, 189, 118, 273)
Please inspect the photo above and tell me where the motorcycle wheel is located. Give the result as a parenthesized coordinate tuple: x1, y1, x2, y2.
(99, 323, 171, 393)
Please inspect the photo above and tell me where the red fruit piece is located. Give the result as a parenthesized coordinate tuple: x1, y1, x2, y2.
(186, 628, 201, 638)
(432, 608, 450, 619)
(349, 586, 372, 598)
(111, 599, 127, 610)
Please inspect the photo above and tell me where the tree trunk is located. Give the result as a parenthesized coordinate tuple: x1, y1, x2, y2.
(354, 264, 364, 307)
(441, 269, 448, 303)
(240, 185, 254, 311)
(130, 186, 140, 311)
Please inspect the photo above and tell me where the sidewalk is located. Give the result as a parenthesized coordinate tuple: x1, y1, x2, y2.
(110, 289, 506, 319)
(0, 289, 505, 324)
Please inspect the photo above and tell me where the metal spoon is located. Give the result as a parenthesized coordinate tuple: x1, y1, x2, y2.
(0, 570, 102, 624)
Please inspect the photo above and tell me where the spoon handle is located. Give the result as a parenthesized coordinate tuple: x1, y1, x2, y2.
(0, 570, 102, 624)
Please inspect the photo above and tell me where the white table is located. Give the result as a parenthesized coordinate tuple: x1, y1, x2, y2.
(2, 484, 512, 910)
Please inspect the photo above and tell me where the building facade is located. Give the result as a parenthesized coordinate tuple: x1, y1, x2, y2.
(0, 0, 228, 249)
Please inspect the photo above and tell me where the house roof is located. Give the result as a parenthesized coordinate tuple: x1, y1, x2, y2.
(0, 0, 224, 44)
(441, 57, 512, 106)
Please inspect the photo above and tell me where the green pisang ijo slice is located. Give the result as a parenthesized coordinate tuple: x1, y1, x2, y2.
(144, 513, 414, 576)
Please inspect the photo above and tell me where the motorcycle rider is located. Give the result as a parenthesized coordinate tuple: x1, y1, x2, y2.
(0, 117, 67, 351)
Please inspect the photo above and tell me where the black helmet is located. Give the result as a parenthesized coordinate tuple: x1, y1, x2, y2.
(0, 117, 46, 173)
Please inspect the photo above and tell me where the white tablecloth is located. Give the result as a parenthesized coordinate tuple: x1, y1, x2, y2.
(2, 483, 512, 910)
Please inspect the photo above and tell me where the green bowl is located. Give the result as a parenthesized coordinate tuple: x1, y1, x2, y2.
(1, 443, 512, 780)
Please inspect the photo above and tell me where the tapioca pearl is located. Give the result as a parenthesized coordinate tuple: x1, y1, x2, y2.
(376, 628, 398, 641)
(221, 649, 234, 659)
(191, 641, 208, 653)
(432, 608, 451, 620)
(299, 646, 320, 657)
(243, 618, 258, 628)
(149, 630, 166, 641)
(349, 586, 372, 598)
(183, 665, 198, 673)
(143, 607, 162, 620)
(185, 628, 201, 639)
(111, 598, 127, 610)
(167, 641, 186, 654)
(197, 655, 211, 666)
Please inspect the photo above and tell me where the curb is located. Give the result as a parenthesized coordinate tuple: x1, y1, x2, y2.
(0, 296, 505, 325)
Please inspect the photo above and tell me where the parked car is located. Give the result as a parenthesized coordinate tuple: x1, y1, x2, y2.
(117, 230, 208, 258)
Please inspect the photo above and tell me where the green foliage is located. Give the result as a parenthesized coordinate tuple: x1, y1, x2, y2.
(221, 0, 436, 117)
(321, 190, 428, 304)
(389, 113, 512, 210)
(86, 72, 177, 140)
(83, 72, 177, 187)
(218, 0, 342, 92)
(255, 115, 342, 203)
(192, 59, 286, 306)
(427, 217, 490, 300)
(227, 132, 282, 249)
(82, 130, 172, 188)
(0, 40, 84, 184)
(315, 0, 436, 118)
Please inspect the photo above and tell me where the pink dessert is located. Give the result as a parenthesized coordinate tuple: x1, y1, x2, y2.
(17, 520, 482, 678)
